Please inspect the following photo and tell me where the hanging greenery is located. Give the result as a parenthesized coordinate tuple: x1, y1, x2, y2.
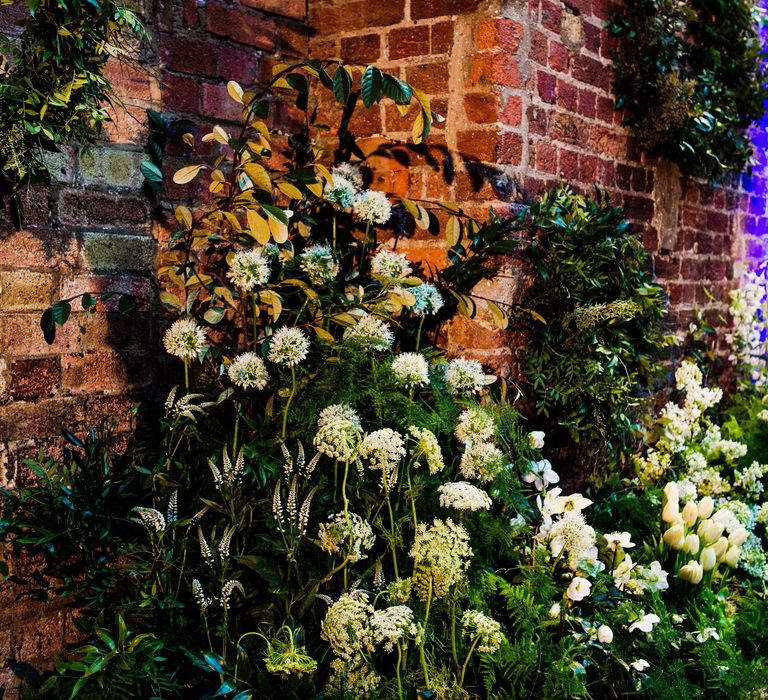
(0, 0, 145, 227)
(608, 0, 768, 182)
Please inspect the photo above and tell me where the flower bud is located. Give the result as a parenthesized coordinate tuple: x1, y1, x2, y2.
(698, 519, 724, 545)
(663, 482, 679, 502)
(663, 523, 686, 550)
(679, 560, 704, 584)
(682, 501, 698, 526)
(597, 625, 613, 643)
(724, 546, 740, 567)
(684, 533, 700, 555)
(549, 603, 561, 618)
(729, 528, 749, 547)
(700, 546, 717, 571)
(662, 500, 680, 524)
(697, 496, 714, 520)
(712, 536, 729, 560)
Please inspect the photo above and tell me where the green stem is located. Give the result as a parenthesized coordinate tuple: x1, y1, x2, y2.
(333, 214, 337, 251)
(251, 293, 259, 348)
(383, 470, 399, 579)
(458, 636, 480, 688)
(419, 576, 433, 689)
(233, 402, 240, 457)
(396, 643, 404, 700)
(451, 591, 459, 670)
(183, 360, 190, 393)
(406, 465, 418, 532)
(415, 315, 425, 351)
(281, 365, 297, 439)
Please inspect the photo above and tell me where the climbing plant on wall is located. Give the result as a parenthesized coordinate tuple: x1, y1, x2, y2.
(609, 0, 768, 182)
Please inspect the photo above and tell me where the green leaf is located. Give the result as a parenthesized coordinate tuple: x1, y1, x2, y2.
(382, 74, 412, 105)
(40, 308, 56, 344)
(361, 66, 383, 108)
(51, 300, 71, 326)
(140, 160, 163, 184)
(332, 65, 352, 106)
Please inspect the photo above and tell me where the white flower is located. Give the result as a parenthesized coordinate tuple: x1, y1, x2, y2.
(268, 327, 310, 366)
(410, 518, 472, 600)
(411, 283, 444, 316)
(549, 602, 561, 618)
(318, 512, 376, 563)
(371, 250, 412, 282)
(438, 482, 492, 511)
(445, 358, 486, 395)
(352, 189, 392, 224)
(528, 431, 546, 449)
(630, 659, 650, 672)
(228, 352, 269, 390)
(343, 313, 394, 351)
(163, 318, 207, 361)
(628, 613, 660, 634)
(460, 442, 505, 483)
(550, 493, 593, 515)
(679, 560, 704, 584)
(550, 512, 596, 569)
(314, 419, 361, 462)
(368, 606, 417, 653)
(408, 426, 445, 474)
(331, 162, 364, 190)
(228, 249, 271, 291)
(359, 429, 406, 485)
(523, 459, 560, 491)
(326, 176, 357, 207)
(455, 407, 495, 445)
(300, 244, 339, 285)
(566, 576, 591, 601)
(640, 561, 669, 592)
(321, 591, 373, 660)
(597, 625, 613, 643)
(390, 353, 430, 388)
(604, 531, 635, 551)
(133, 507, 166, 532)
(461, 610, 505, 653)
(318, 403, 361, 429)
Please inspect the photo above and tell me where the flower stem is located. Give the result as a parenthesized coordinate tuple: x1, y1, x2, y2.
(396, 643, 404, 700)
(232, 401, 240, 457)
(415, 315, 425, 351)
(406, 465, 418, 532)
(458, 636, 480, 688)
(383, 470, 399, 578)
(183, 360, 190, 393)
(451, 591, 459, 669)
(251, 293, 259, 348)
(281, 365, 297, 439)
(332, 214, 337, 251)
(419, 576, 433, 689)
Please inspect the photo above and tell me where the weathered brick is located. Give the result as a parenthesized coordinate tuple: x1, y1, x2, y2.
(78, 149, 145, 190)
(206, 2, 276, 50)
(160, 35, 218, 77)
(411, 0, 482, 20)
(11, 358, 60, 401)
(0, 270, 56, 311)
(406, 62, 451, 94)
(470, 53, 521, 89)
(476, 18, 523, 52)
(341, 33, 381, 63)
(0, 229, 79, 270)
(389, 26, 430, 60)
(61, 352, 152, 394)
(431, 21, 455, 54)
(57, 190, 149, 228)
(80, 232, 155, 272)
(240, 0, 305, 20)
(464, 92, 499, 124)
(537, 70, 556, 103)
(217, 45, 261, 85)
(309, 0, 405, 33)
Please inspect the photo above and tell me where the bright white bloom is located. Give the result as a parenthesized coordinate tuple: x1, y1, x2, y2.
(163, 318, 207, 361)
(597, 625, 613, 643)
(639, 561, 669, 592)
(325, 176, 357, 208)
(612, 553, 637, 591)
(604, 532, 635, 551)
(460, 442, 505, 482)
(523, 459, 560, 491)
(343, 313, 394, 351)
(321, 591, 373, 660)
(734, 461, 768, 499)
(371, 250, 412, 282)
(359, 429, 406, 485)
(318, 512, 375, 563)
(352, 189, 392, 224)
(267, 327, 310, 366)
(631, 659, 650, 672)
(331, 162, 364, 190)
(314, 419, 361, 462)
(455, 407, 495, 445)
(679, 560, 704, 584)
(629, 613, 661, 634)
(408, 426, 445, 474)
(318, 403, 361, 429)
(438, 481, 492, 511)
(549, 603, 561, 618)
(192, 578, 212, 612)
(410, 518, 472, 600)
(549, 512, 596, 569)
(390, 353, 429, 388)
(411, 283, 444, 316)
(728, 269, 768, 385)
(133, 507, 166, 532)
(228, 352, 269, 390)
(228, 249, 270, 291)
(300, 245, 339, 285)
(327, 657, 380, 699)
(566, 576, 592, 601)
(446, 358, 487, 395)
(550, 493, 593, 514)
(368, 606, 417, 652)
(461, 610, 504, 653)
(529, 431, 546, 449)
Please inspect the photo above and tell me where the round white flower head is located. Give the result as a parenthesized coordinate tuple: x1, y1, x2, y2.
(318, 403, 361, 430)
(461, 610, 505, 653)
(455, 407, 495, 445)
(359, 429, 406, 485)
(391, 353, 429, 388)
(368, 606, 417, 653)
(597, 625, 613, 643)
(300, 244, 339, 286)
(604, 531, 635, 552)
(267, 327, 310, 366)
(227, 249, 271, 292)
(331, 162, 364, 190)
(438, 481, 492, 511)
(318, 511, 375, 563)
(410, 518, 473, 600)
(352, 189, 392, 225)
(408, 426, 445, 474)
(549, 511, 596, 569)
(523, 459, 560, 491)
(446, 358, 486, 395)
(628, 613, 661, 634)
(411, 283, 444, 316)
(566, 576, 592, 601)
(371, 250, 412, 282)
(325, 177, 356, 208)
(227, 352, 269, 390)
(163, 318, 207, 362)
(460, 442, 506, 483)
(314, 419, 362, 462)
(343, 313, 394, 351)
(321, 591, 373, 660)
(529, 431, 546, 449)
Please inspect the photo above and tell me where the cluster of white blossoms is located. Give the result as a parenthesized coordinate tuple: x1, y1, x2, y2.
(352, 189, 392, 225)
(410, 518, 473, 600)
(163, 318, 207, 362)
(319, 403, 361, 429)
(461, 610, 505, 653)
(367, 605, 418, 653)
(438, 481, 492, 511)
(318, 511, 376, 563)
(460, 441, 505, 483)
(455, 406, 495, 446)
(267, 327, 310, 367)
(321, 591, 374, 661)
(343, 313, 394, 351)
(548, 511, 597, 570)
(445, 357, 487, 395)
(132, 506, 167, 532)
(390, 352, 430, 388)
(407, 426, 445, 474)
(613, 556, 669, 594)
(727, 267, 768, 386)
(411, 282, 444, 316)
(228, 352, 269, 390)
(734, 461, 768, 499)
(371, 249, 412, 283)
(326, 658, 380, 700)
(523, 458, 559, 491)
(227, 249, 271, 292)
(359, 428, 406, 486)
(300, 244, 339, 286)
(327, 162, 363, 208)
(313, 417, 362, 462)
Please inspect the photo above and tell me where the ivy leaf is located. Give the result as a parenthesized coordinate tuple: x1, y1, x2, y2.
(361, 66, 382, 108)
(332, 65, 352, 106)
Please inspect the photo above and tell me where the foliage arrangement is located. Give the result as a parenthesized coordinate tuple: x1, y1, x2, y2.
(520, 186, 667, 473)
(608, 0, 768, 182)
(0, 0, 145, 226)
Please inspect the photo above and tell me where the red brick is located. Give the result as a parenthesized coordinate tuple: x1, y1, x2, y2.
(541, 0, 562, 32)
(573, 54, 610, 90)
(548, 42, 569, 72)
(160, 35, 218, 77)
(411, 0, 482, 20)
(579, 154, 598, 183)
(464, 92, 499, 124)
(57, 191, 149, 228)
(558, 148, 579, 179)
(309, 0, 405, 33)
(476, 18, 523, 52)
(407, 62, 451, 94)
(389, 26, 430, 60)
(11, 358, 60, 401)
(470, 53, 521, 89)
(457, 128, 498, 162)
(431, 21, 455, 54)
(0, 229, 78, 270)
(217, 45, 261, 85)
(577, 89, 597, 119)
(500, 94, 522, 126)
(596, 96, 613, 123)
(341, 33, 381, 63)
(534, 140, 558, 174)
(182, 0, 198, 27)
(583, 21, 601, 53)
(61, 352, 152, 394)
(498, 131, 523, 165)
(103, 60, 151, 102)
(556, 79, 578, 111)
(206, 3, 276, 50)
(530, 29, 548, 65)
(279, 24, 310, 58)
(240, 0, 305, 19)
(162, 73, 199, 114)
(200, 82, 245, 122)
(538, 70, 556, 103)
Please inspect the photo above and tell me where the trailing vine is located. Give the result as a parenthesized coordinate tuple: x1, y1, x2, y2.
(609, 0, 768, 182)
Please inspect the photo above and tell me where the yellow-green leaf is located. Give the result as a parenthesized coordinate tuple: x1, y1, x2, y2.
(486, 300, 509, 330)
(172, 165, 202, 185)
(268, 218, 289, 244)
(445, 215, 461, 246)
(159, 291, 182, 310)
(226, 80, 244, 104)
(246, 208, 271, 245)
(278, 182, 303, 199)
(415, 204, 430, 230)
(175, 205, 193, 229)
(400, 196, 419, 219)
(243, 162, 272, 193)
(311, 325, 335, 342)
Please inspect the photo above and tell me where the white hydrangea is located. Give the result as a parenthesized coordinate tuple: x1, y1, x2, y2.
(343, 313, 394, 351)
(267, 327, 310, 366)
(371, 250, 412, 282)
(446, 358, 487, 395)
(461, 610, 504, 653)
(300, 244, 339, 285)
(314, 419, 361, 462)
(408, 426, 445, 474)
(734, 461, 767, 499)
(390, 352, 430, 388)
(321, 591, 373, 660)
(410, 518, 473, 600)
(455, 407, 496, 445)
(318, 403, 361, 429)
(438, 481, 492, 511)
(460, 442, 505, 483)
(228, 352, 269, 390)
(411, 283, 444, 316)
(227, 249, 271, 292)
(368, 606, 418, 653)
(352, 190, 392, 225)
(163, 318, 207, 361)
(318, 512, 375, 563)
(359, 429, 406, 485)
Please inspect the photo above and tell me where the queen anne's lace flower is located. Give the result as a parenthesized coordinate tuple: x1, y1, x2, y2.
(352, 189, 392, 224)
(228, 249, 271, 292)
(371, 250, 412, 282)
(228, 352, 269, 390)
(408, 426, 445, 474)
(460, 442, 505, 482)
(321, 591, 373, 660)
(391, 352, 429, 387)
(410, 518, 472, 600)
(343, 313, 394, 351)
(300, 244, 339, 285)
(314, 419, 361, 462)
(359, 429, 406, 485)
(318, 403, 361, 429)
(368, 606, 418, 652)
(455, 407, 495, 445)
(446, 358, 487, 395)
(163, 318, 207, 361)
(461, 610, 504, 653)
(326, 657, 380, 700)
(268, 327, 310, 366)
(411, 283, 444, 316)
(318, 512, 375, 563)
(438, 482, 492, 511)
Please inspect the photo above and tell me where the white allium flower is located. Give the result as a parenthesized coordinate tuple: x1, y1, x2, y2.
(408, 426, 445, 474)
(163, 318, 207, 361)
(411, 282, 444, 316)
(228, 352, 269, 390)
(438, 481, 492, 511)
(300, 244, 339, 285)
(628, 613, 661, 634)
(529, 431, 546, 449)
(461, 610, 504, 653)
(410, 518, 473, 600)
(267, 327, 310, 366)
(390, 352, 429, 387)
(371, 249, 412, 282)
(321, 591, 373, 661)
(549, 511, 596, 569)
(359, 429, 406, 485)
(133, 507, 166, 532)
(604, 532, 635, 551)
(523, 459, 560, 491)
(352, 189, 392, 225)
(460, 442, 505, 483)
(326, 176, 357, 208)
(445, 358, 487, 395)
(314, 419, 361, 462)
(368, 606, 418, 652)
(343, 313, 394, 351)
(331, 162, 364, 190)
(318, 511, 375, 563)
(566, 576, 592, 601)
(318, 403, 361, 429)
(455, 407, 495, 445)
(227, 249, 271, 292)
